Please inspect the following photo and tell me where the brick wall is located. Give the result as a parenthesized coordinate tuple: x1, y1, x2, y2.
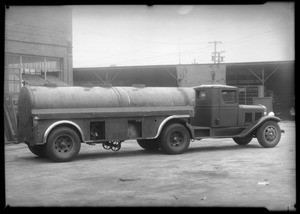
(5, 6, 73, 85)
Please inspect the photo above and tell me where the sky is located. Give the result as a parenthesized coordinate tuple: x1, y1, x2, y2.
(72, 3, 294, 68)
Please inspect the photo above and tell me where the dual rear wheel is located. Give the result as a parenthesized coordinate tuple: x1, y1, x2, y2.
(28, 127, 81, 162)
(45, 127, 81, 162)
(137, 123, 191, 154)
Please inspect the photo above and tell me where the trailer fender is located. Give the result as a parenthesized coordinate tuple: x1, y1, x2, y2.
(238, 115, 281, 138)
(153, 115, 191, 139)
(43, 120, 84, 144)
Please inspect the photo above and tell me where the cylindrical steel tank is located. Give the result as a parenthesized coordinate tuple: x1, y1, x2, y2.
(17, 85, 195, 143)
(18, 86, 195, 110)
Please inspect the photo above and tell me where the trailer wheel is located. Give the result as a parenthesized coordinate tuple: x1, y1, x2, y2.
(45, 127, 81, 162)
(256, 121, 281, 148)
(160, 123, 190, 154)
(233, 135, 253, 145)
(27, 144, 46, 158)
(137, 139, 160, 151)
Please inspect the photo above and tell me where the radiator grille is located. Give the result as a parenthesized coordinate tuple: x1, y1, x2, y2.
(245, 113, 252, 125)
(255, 112, 263, 121)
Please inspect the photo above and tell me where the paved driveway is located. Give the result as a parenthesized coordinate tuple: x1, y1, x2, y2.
(5, 121, 296, 210)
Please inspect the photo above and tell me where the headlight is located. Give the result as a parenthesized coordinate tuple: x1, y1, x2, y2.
(268, 111, 275, 116)
(259, 104, 267, 115)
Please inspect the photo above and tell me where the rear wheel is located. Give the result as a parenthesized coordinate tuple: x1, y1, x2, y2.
(233, 135, 253, 145)
(137, 139, 160, 151)
(159, 123, 190, 154)
(27, 144, 46, 158)
(45, 127, 81, 162)
(256, 121, 281, 148)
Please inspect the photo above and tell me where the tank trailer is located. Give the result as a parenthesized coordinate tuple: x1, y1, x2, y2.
(17, 85, 281, 162)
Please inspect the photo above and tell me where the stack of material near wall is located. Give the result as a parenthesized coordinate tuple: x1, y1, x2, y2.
(4, 94, 17, 143)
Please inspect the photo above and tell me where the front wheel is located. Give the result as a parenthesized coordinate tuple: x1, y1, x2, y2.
(45, 127, 81, 162)
(159, 123, 190, 154)
(256, 121, 281, 148)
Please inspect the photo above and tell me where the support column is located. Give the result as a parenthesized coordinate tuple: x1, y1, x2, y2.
(261, 67, 265, 97)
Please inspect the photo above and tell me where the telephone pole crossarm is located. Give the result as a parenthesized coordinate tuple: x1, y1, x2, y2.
(209, 41, 225, 64)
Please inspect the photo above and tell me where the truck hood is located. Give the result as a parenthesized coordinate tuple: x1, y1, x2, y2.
(239, 104, 265, 111)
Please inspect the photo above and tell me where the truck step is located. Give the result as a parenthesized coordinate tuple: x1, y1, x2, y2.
(191, 126, 211, 130)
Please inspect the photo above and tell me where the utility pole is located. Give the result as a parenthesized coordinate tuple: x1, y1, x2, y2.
(209, 41, 225, 64)
(178, 38, 181, 64)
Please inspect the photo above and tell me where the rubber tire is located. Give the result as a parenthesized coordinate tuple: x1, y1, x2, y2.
(256, 121, 281, 148)
(159, 123, 190, 154)
(137, 139, 160, 151)
(45, 127, 81, 162)
(27, 144, 46, 158)
(233, 135, 253, 145)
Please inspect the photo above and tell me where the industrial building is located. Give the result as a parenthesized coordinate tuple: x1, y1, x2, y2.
(5, 6, 73, 101)
(74, 60, 294, 119)
(4, 6, 73, 141)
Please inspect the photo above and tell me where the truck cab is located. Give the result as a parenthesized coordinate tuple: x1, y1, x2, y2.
(192, 85, 265, 128)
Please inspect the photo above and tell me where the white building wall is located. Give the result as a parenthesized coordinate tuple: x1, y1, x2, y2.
(176, 64, 226, 87)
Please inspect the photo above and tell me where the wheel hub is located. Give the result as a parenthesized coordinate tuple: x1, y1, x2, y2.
(170, 132, 183, 147)
(265, 126, 277, 141)
(55, 136, 72, 153)
(59, 141, 67, 149)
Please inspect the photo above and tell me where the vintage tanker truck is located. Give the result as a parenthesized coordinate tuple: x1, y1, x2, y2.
(17, 84, 281, 162)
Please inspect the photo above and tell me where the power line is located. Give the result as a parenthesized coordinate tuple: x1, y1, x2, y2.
(111, 45, 212, 64)
(75, 28, 181, 45)
(75, 26, 223, 46)
(77, 43, 213, 66)
(75, 26, 291, 66)
(79, 44, 212, 67)
(221, 26, 291, 47)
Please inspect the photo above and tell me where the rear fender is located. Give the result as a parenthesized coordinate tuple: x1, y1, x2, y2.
(238, 115, 281, 137)
(150, 115, 191, 139)
(43, 120, 84, 144)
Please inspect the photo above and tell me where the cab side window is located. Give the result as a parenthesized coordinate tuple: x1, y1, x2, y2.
(196, 90, 206, 100)
(221, 90, 237, 104)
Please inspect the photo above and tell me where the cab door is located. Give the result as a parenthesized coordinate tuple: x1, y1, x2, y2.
(219, 89, 238, 127)
(191, 88, 220, 127)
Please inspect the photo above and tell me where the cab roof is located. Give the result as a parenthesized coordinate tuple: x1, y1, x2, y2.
(193, 84, 237, 90)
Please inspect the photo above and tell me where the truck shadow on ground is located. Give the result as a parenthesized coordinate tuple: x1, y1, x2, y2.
(19, 143, 262, 163)
(187, 143, 262, 153)
(75, 143, 262, 161)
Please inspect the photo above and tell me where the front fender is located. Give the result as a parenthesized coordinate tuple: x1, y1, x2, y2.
(238, 115, 281, 137)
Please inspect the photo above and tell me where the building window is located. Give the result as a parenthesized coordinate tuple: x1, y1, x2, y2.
(5, 55, 21, 94)
(4, 54, 63, 94)
(21, 55, 62, 76)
